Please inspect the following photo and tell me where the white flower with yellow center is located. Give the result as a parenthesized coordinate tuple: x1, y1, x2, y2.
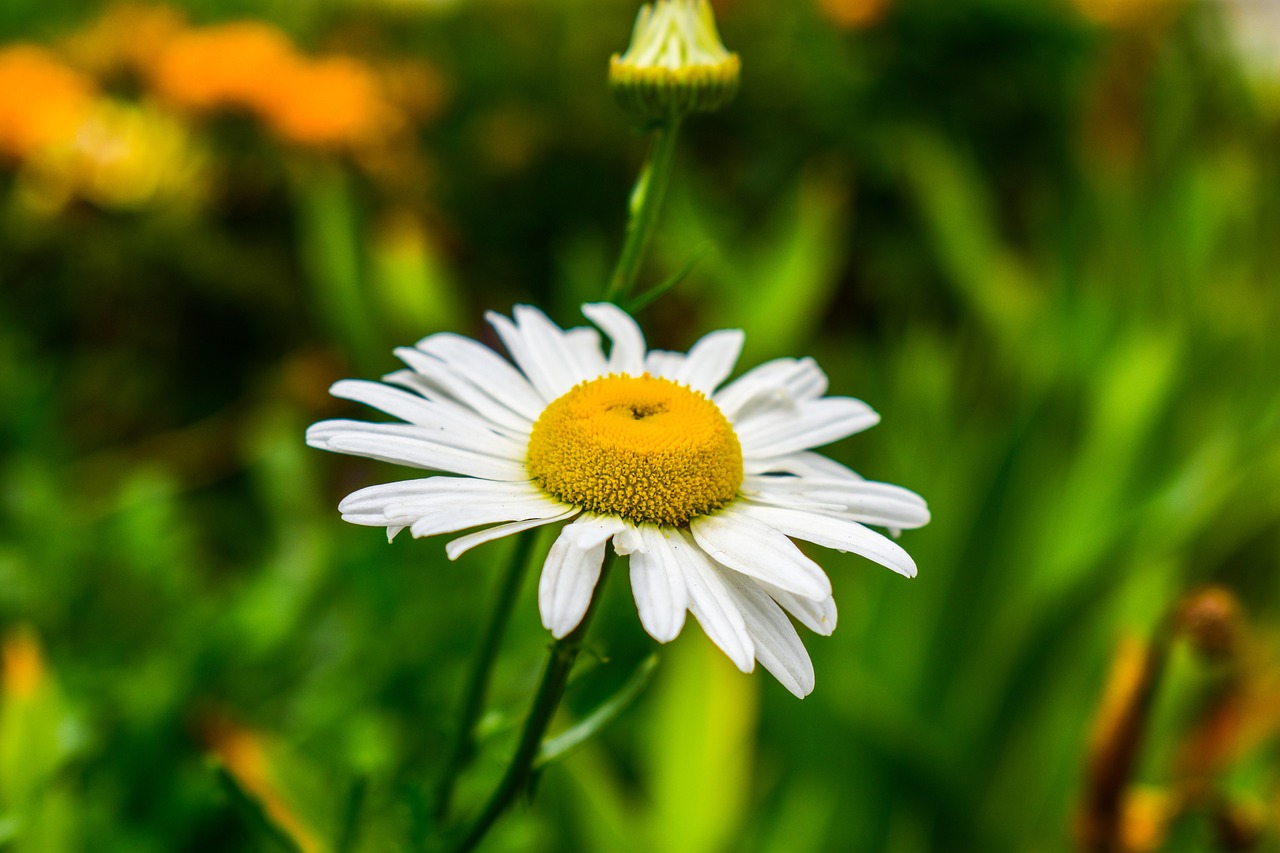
(307, 304, 928, 697)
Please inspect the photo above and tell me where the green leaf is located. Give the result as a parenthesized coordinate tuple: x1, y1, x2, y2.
(625, 243, 714, 313)
(536, 653, 659, 769)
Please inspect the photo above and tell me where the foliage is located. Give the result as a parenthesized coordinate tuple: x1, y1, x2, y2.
(1, 0, 1278, 850)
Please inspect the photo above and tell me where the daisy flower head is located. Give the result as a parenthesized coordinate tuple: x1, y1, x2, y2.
(307, 304, 929, 697)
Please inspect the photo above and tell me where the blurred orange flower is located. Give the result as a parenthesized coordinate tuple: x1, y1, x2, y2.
(0, 46, 96, 160)
(817, 0, 890, 30)
(1, 629, 46, 701)
(149, 21, 297, 114)
(147, 18, 400, 150)
(200, 713, 321, 853)
(259, 56, 399, 149)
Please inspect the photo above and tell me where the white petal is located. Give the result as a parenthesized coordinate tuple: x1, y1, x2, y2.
(673, 329, 744, 394)
(744, 476, 931, 529)
(539, 515, 628, 638)
(381, 370, 530, 442)
(404, 499, 566, 538)
(720, 572, 815, 698)
(612, 523, 646, 556)
(758, 580, 838, 636)
(487, 306, 598, 403)
(413, 333, 546, 422)
(737, 398, 880, 458)
(338, 476, 540, 514)
(644, 350, 685, 379)
(582, 303, 647, 376)
(736, 503, 917, 579)
(564, 326, 608, 379)
(445, 509, 579, 560)
(743, 451, 864, 480)
(714, 358, 828, 421)
(689, 507, 832, 600)
(394, 348, 536, 435)
(306, 420, 527, 481)
(323, 385, 530, 460)
(673, 532, 754, 672)
(628, 526, 690, 643)
(339, 478, 559, 532)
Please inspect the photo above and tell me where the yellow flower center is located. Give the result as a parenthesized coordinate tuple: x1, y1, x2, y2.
(527, 374, 743, 527)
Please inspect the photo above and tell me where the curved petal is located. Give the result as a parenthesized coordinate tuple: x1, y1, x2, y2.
(564, 326, 608, 379)
(674, 329, 744, 394)
(674, 532, 754, 672)
(445, 509, 579, 560)
(644, 350, 685, 380)
(628, 525, 690, 643)
(394, 348, 536, 435)
(743, 451, 864, 480)
(689, 506, 832, 600)
(325, 384, 530, 459)
(720, 572, 815, 698)
(413, 333, 546, 422)
(737, 398, 880, 459)
(539, 515, 628, 638)
(338, 478, 564, 534)
(381, 370, 531, 441)
(306, 420, 527, 481)
(736, 503, 917, 579)
(714, 357, 828, 421)
(487, 306, 601, 403)
(757, 580, 838, 636)
(583, 302, 647, 376)
(743, 476, 931, 530)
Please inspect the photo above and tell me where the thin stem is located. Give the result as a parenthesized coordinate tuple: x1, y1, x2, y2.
(606, 117, 684, 303)
(448, 553, 616, 853)
(433, 529, 540, 824)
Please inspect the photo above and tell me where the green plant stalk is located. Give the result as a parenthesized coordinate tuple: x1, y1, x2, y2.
(448, 553, 617, 853)
(291, 157, 382, 375)
(606, 117, 684, 303)
(433, 528, 540, 824)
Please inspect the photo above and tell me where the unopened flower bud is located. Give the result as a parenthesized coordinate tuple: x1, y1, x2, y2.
(609, 0, 740, 121)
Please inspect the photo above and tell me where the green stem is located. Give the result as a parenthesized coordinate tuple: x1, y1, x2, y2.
(606, 117, 684, 303)
(433, 529, 540, 824)
(448, 554, 616, 853)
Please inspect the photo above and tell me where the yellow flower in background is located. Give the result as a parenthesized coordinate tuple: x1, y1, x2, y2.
(258, 57, 400, 150)
(19, 98, 206, 213)
(0, 46, 96, 160)
(149, 21, 297, 114)
(309, 304, 929, 698)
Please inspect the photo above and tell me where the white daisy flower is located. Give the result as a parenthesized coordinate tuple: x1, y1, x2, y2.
(307, 303, 928, 698)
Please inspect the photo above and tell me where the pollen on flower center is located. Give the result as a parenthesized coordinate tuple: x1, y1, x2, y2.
(527, 374, 743, 527)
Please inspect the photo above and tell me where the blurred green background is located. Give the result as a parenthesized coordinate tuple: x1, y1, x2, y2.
(2, 0, 1279, 850)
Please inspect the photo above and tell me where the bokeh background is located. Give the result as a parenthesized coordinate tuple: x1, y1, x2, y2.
(2, 0, 1279, 850)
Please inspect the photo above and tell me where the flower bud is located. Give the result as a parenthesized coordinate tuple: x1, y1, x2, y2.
(609, 0, 740, 121)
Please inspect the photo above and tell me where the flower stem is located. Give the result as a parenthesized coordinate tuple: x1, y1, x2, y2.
(606, 117, 684, 303)
(447, 553, 616, 853)
(433, 529, 540, 824)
